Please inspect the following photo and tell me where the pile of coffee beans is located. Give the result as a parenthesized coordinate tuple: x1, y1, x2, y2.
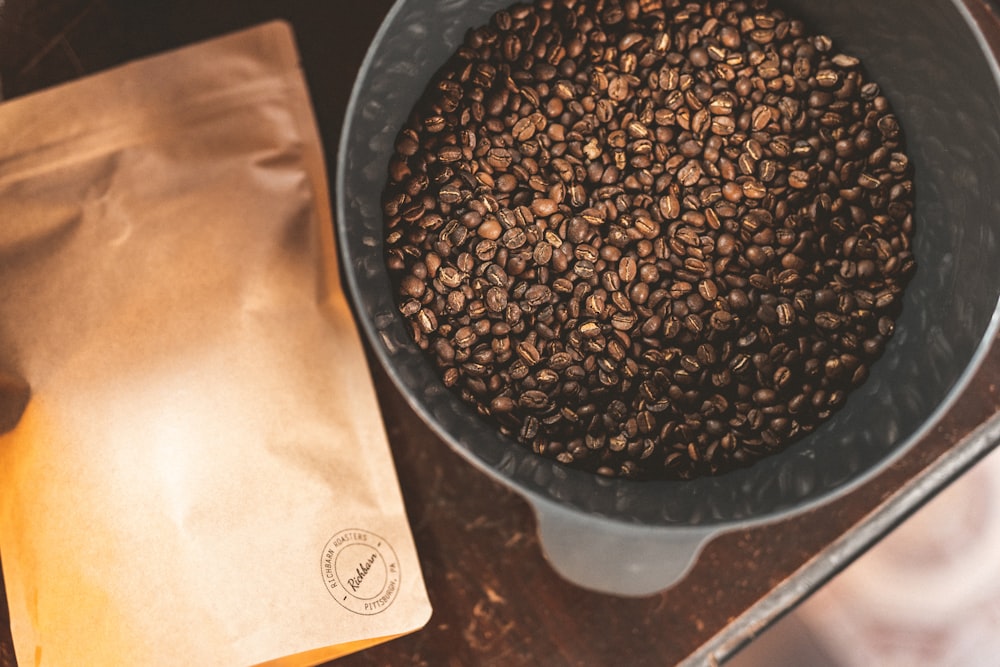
(382, 0, 916, 480)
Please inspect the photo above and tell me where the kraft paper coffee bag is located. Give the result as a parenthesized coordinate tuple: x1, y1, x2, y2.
(0, 21, 431, 666)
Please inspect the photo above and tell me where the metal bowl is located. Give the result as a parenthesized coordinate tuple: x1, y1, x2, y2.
(337, 0, 1000, 594)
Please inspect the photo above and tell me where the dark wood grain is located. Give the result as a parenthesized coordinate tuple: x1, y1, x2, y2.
(1, 1, 999, 665)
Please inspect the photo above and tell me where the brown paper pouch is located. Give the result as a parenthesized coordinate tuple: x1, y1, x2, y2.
(0, 21, 431, 666)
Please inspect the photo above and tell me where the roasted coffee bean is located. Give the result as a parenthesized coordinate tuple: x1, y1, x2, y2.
(384, 0, 916, 481)
(776, 302, 796, 327)
(519, 390, 549, 410)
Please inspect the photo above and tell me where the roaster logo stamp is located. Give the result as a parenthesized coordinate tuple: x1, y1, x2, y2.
(321, 529, 400, 615)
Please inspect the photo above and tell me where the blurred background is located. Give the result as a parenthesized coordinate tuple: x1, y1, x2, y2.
(731, 444, 1000, 666)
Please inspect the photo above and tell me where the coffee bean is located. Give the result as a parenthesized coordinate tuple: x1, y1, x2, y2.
(788, 170, 810, 189)
(678, 161, 703, 186)
(486, 286, 508, 312)
(531, 198, 559, 216)
(815, 311, 844, 330)
(416, 308, 438, 334)
(385, 0, 916, 480)
(519, 390, 549, 410)
(524, 284, 552, 308)
(776, 302, 795, 326)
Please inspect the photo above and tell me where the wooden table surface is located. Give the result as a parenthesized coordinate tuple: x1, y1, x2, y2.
(2, 1, 999, 665)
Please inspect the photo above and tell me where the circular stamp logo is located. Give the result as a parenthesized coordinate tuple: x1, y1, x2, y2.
(321, 529, 400, 615)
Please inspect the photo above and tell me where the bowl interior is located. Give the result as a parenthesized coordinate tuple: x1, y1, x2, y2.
(337, 0, 1000, 527)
